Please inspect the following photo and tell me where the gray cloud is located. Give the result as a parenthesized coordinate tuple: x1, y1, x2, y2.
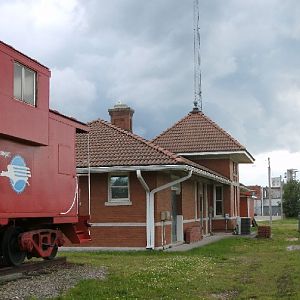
(1, 0, 300, 157)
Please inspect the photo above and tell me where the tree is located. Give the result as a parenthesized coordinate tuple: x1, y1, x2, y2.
(282, 180, 300, 217)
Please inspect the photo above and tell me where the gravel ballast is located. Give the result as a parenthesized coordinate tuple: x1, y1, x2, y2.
(0, 263, 106, 299)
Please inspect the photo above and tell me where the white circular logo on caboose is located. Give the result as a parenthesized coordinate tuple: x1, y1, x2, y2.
(0, 155, 31, 193)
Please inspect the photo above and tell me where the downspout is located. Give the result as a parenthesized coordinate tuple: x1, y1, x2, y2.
(137, 170, 192, 249)
(88, 133, 91, 217)
(136, 170, 151, 249)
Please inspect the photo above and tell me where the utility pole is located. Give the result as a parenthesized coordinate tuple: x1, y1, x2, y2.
(261, 186, 264, 216)
(268, 157, 272, 226)
(280, 175, 283, 220)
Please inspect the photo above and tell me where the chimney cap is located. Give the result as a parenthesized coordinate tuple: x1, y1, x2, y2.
(108, 101, 134, 113)
(113, 100, 129, 109)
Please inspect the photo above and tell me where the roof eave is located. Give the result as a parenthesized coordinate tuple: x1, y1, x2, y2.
(177, 150, 255, 164)
(76, 164, 231, 185)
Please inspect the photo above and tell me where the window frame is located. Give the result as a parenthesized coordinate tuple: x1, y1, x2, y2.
(13, 61, 37, 107)
(106, 173, 131, 206)
(214, 185, 224, 217)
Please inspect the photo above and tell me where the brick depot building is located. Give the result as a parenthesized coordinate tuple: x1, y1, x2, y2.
(76, 104, 254, 249)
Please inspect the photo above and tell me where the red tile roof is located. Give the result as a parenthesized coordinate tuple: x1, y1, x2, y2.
(76, 119, 229, 182)
(77, 119, 178, 167)
(153, 109, 246, 154)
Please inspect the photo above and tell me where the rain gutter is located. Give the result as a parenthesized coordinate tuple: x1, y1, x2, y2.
(77, 164, 231, 185)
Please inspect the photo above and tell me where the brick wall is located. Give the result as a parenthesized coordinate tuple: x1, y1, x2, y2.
(77, 171, 152, 247)
(193, 158, 232, 179)
(182, 180, 196, 220)
(155, 173, 172, 223)
(240, 196, 248, 217)
(223, 185, 231, 216)
(77, 169, 237, 248)
(79, 226, 146, 247)
(79, 172, 155, 223)
(240, 196, 255, 218)
(155, 223, 172, 247)
(248, 199, 254, 219)
(212, 218, 236, 231)
(185, 225, 202, 243)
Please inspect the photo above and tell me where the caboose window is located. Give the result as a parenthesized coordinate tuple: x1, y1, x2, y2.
(14, 62, 36, 106)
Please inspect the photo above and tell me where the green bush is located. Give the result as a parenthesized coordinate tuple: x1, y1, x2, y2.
(283, 180, 300, 217)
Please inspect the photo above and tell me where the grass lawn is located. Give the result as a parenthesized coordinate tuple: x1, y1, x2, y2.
(56, 219, 300, 299)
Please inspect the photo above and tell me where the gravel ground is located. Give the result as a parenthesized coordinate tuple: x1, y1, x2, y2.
(0, 263, 106, 299)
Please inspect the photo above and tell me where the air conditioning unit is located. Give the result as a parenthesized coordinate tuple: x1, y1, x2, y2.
(237, 217, 251, 235)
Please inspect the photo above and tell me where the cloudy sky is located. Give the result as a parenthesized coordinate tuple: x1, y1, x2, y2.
(1, 0, 299, 185)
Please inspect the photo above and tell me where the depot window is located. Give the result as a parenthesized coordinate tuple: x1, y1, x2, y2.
(214, 185, 223, 216)
(107, 174, 131, 205)
(14, 62, 36, 106)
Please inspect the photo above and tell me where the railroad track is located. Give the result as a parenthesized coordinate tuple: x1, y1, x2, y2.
(0, 257, 67, 283)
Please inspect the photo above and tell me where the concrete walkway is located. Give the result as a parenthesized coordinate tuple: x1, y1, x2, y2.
(165, 232, 246, 252)
(255, 216, 282, 222)
(59, 246, 145, 252)
(60, 232, 255, 253)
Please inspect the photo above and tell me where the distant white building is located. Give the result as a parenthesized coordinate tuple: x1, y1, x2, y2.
(250, 169, 298, 216)
(249, 177, 282, 216)
(285, 169, 298, 182)
(262, 186, 282, 216)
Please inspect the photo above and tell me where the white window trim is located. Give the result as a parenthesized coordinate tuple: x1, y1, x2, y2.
(213, 185, 224, 218)
(106, 173, 131, 205)
(14, 62, 36, 107)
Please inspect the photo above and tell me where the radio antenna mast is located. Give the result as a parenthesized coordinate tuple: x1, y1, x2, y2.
(193, 0, 202, 111)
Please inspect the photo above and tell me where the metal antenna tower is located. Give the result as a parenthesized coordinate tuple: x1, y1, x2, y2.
(193, 0, 202, 111)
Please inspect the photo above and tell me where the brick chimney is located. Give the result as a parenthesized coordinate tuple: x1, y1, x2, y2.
(108, 102, 134, 132)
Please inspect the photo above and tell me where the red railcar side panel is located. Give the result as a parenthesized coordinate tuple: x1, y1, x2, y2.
(0, 115, 78, 219)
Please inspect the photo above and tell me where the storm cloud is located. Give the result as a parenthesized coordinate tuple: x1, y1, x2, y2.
(1, 0, 300, 183)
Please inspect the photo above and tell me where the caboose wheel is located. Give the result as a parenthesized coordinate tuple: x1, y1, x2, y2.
(43, 244, 58, 260)
(1, 227, 26, 266)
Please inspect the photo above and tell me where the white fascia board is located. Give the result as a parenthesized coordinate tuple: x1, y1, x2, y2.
(186, 166, 231, 185)
(177, 150, 255, 163)
(77, 164, 231, 185)
(77, 165, 187, 173)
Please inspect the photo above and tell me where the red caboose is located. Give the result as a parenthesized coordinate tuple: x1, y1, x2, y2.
(0, 41, 90, 265)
